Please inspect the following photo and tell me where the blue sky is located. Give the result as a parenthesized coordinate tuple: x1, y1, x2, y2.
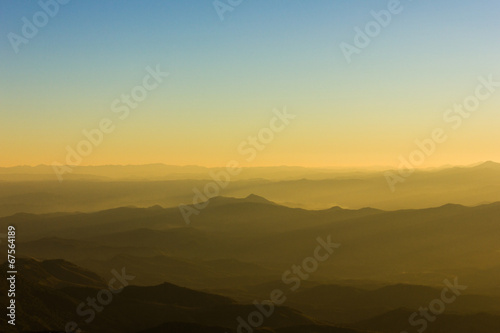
(1, 0, 499, 167)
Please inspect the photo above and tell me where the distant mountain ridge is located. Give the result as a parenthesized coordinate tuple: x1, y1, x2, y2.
(2, 161, 500, 216)
(0, 161, 498, 182)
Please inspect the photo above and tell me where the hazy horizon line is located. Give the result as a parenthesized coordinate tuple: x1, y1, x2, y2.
(0, 160, 498, 170)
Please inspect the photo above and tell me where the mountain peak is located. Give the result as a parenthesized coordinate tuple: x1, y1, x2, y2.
(472, 161, 500, 169)
(244, 193, 274, 204)
(205, 194, 276, 207)
(148, 204, 164, 210)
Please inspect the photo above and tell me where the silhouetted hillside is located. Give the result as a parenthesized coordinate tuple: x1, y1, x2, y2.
(0, 259, 334, 333)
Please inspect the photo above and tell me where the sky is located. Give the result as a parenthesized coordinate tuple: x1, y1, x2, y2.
(1, 0, 499, 168)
